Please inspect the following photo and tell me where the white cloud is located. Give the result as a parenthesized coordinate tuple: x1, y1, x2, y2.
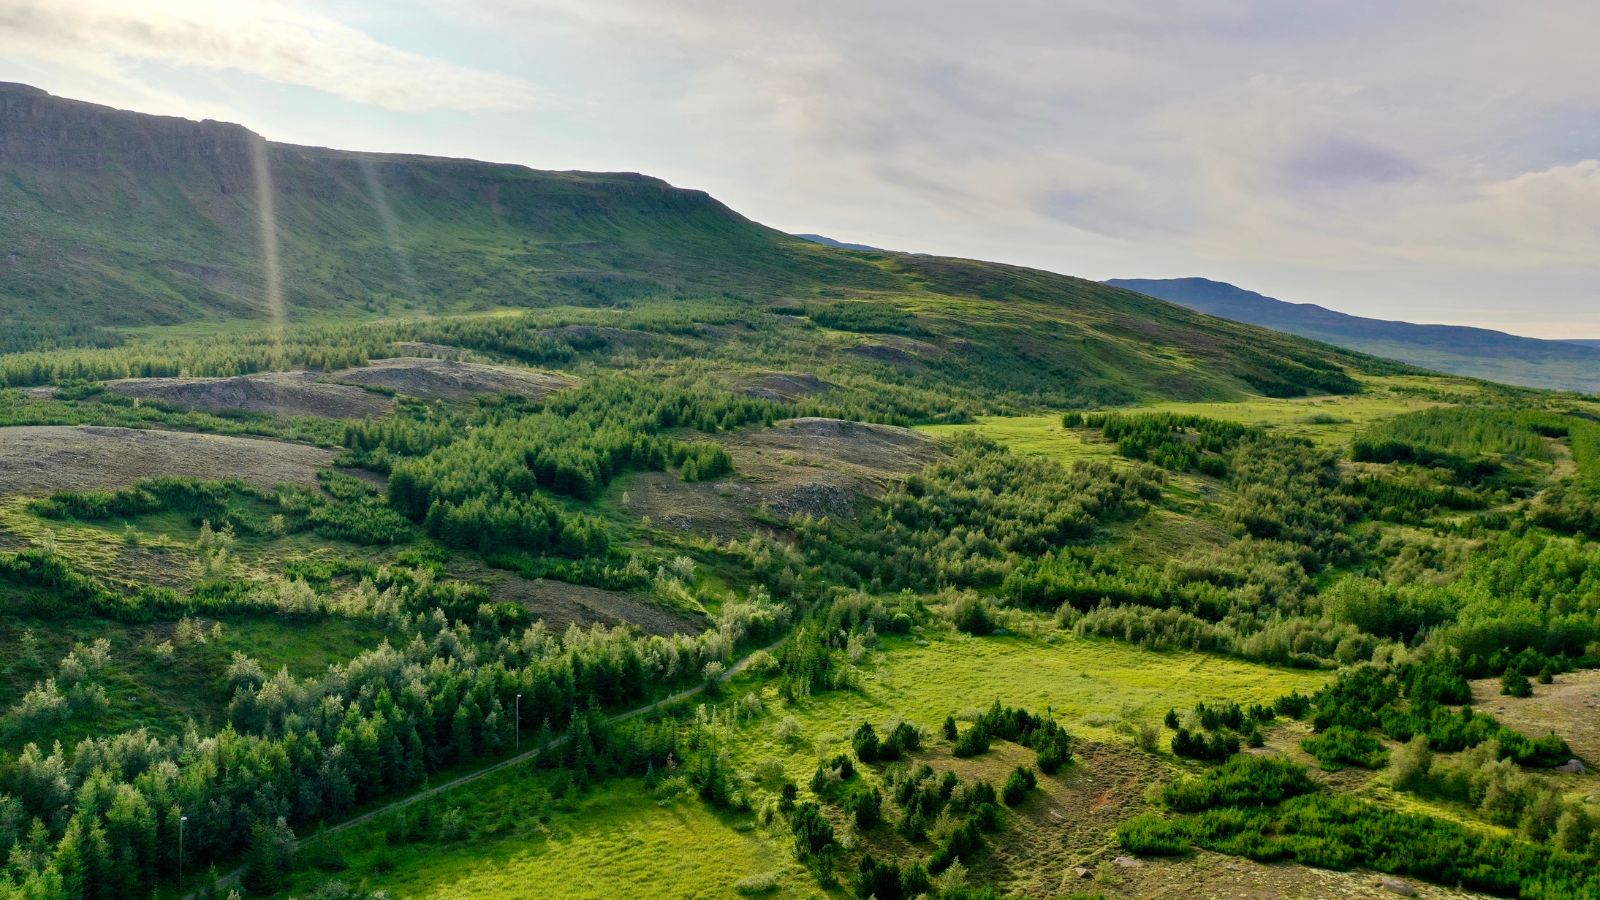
(4, 0, 1598, 332)
(0, 0, 537, 111)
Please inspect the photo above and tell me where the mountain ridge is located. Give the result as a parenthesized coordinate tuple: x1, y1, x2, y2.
(1107, 277, 1600, 393)
(0, 82, 1405, 406)
(0, 81, 874, 326)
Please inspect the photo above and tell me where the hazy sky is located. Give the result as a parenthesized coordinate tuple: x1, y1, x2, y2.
(3, 1, 1597, 336)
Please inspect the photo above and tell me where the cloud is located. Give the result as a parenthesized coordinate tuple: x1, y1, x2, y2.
(1280, 136, 1424, 190)
(5, 0, 1599, 331)
(0, 0, 537, 111)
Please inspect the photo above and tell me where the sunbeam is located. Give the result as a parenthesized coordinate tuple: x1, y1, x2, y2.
(358, 154, 420, 310)
(249, 134, 286, 360)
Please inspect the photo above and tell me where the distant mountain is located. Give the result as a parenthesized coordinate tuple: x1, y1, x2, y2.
(1564, 339, 1600, 349)
(1107, 277, 1600, 394)
(794, 233, 885, 252)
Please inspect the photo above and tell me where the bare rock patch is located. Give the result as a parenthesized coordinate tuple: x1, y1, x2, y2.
(105, 371, 392, 419)
(331, 357, 577, 402)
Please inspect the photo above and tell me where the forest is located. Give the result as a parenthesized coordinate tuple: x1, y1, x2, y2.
(0, 277, 1596, 900)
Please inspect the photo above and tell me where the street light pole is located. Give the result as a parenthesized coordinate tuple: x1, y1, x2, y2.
(515, 694, 522, 752)
(178, 814, 187, 890)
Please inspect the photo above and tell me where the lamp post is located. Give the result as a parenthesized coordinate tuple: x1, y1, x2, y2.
(178, 814, 187, 890)
(515, 694, 523, 752)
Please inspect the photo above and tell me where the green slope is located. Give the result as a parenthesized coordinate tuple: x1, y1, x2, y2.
(0, 82, 1403, 406)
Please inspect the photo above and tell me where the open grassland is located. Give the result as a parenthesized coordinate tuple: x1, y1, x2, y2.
(726, 630, 1329, 783)
(918, 415, 1119, 463)
(1117, 376, 1466, 447)
(277, 777, 814, 900)
(275, 631, 1330, 900)
(918, 377, 1457, 461)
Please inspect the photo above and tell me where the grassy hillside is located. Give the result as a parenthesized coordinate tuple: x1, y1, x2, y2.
(0, 83, 1402, 409)
(1108, 276, 1600, 393)
(6, 84, 1600, 900)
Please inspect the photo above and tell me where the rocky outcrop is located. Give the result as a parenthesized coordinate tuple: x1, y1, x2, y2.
(0, 82, 257, 188)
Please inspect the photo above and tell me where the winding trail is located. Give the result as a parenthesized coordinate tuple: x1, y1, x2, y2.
(184, 637, 783, 899)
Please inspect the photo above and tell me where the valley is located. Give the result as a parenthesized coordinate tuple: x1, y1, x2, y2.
(0, 84, 1598, 900)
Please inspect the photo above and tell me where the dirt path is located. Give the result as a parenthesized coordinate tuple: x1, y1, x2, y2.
(183, 636, 784, 898)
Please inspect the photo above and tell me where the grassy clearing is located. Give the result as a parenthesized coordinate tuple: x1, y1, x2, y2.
(918, 380, 1449, 461)
(726, 630, 1328, 782)
(268, 629, 1327, 900)
(278, 777, 813, 899)
(1116, 378, 1458, 447)
(918, 414, 1118, 463)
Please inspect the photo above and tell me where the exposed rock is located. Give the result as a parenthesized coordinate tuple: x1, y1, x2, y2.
(740, 372, 834, 402)
(390, 341, 463, 357)
(0, 81, 255, 186)
(1380, 875, 1417, 896)
(105, 371, 392, 419)
(331, 357, 576, 402)
(1112, 856, 1143, 869)
(0, 425, 335, 495)
(1071, 867, 1092, 879)
(1557, 758, 1587, 774)
(849, 334, 946, 365)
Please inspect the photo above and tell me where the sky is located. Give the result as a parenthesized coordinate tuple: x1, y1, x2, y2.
(2, 0, 1597, 337)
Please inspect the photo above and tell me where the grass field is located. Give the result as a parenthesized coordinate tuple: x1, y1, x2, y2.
(724, 628, 1329, 784)
(278, 777, 814, 899)
(918, 414, 1118, 463)
(919, 377, 1460, 456)
(264, 629, 1328, 899)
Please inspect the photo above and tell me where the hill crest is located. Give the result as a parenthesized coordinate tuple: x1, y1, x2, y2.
(1107, 277, 1600, 393)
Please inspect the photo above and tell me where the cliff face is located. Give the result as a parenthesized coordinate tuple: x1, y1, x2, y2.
(0, 82, 257, 189)
(0, 84, 865, 326)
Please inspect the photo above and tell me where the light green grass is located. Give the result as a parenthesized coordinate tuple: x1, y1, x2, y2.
(268, 628, 1325, 900)
(1119, 377, 1456, 447)
(918, 415, 1118, 463)
(280, 777, 814, 900)
(919, 377, 1455, 456)
(727, 629, 1328, 782)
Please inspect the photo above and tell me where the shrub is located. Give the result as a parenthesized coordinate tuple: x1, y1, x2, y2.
(848, 786, 883, 830)
(1001, 766, 1036, 806)
(952, 725, 991, 758)
(733, 871, 781, 896)
(789, 802, 835, 859)
(1170, 727, 1237, 761)
(1117, 813, 1191, 856)
(852, 722, 881, 762)
(949, 594, 996, 635)
(1301, 725, 1388, 771)
(1501, 670, 1533, 697)
(1162, 755, 1318, 812)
